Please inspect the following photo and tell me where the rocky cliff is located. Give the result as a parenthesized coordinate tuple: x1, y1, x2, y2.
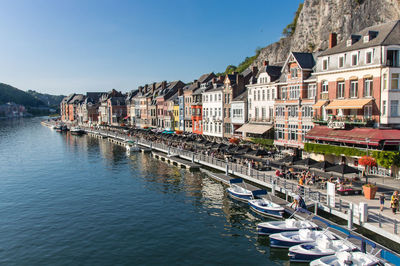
(252, 0, 400, 67)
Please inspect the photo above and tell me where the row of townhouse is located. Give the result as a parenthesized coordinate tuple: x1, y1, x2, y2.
(61, 20, 400, 167)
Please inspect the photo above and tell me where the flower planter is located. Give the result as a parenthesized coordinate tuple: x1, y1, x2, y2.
(362, 185, 378, 200)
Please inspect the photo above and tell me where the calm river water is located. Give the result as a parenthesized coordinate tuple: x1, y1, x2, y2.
(0, 118, 289, 265)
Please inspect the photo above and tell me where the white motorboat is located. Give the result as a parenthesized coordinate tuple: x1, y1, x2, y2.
(257, 218, 318, 235)
(70, 127, 85, 135)
(310, 251, 381, 266)
(288, 237, 358, 262)
(226, 178, 253, 202)
(248, 198, 285, 219)
(269, 229, 337, 248)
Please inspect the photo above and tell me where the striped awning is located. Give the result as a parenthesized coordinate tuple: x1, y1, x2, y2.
(325, 99, 372, 110)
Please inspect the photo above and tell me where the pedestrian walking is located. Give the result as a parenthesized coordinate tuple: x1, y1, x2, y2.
(391, 191, 399, 214)
(379, 194, 385, 212)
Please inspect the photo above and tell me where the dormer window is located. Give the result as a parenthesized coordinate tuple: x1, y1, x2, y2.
(346, 40, 352, 47)
(322, 58, 328, 70)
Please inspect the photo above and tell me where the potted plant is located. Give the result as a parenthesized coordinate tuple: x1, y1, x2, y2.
(359, 156, 377, 183)
(229, 137, 240, 145)
(362, 183, 378, 200)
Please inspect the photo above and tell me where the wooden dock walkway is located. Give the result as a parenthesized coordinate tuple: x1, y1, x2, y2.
(152, 151, 200, 171)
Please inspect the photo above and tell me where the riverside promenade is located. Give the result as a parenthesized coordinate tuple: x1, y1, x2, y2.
(82, 127, 400, 248)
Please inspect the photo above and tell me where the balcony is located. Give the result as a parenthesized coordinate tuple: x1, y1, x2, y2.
(312, 115, 375, 127)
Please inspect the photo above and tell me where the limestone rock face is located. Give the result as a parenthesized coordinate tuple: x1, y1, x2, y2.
(252, 0, 400, 67)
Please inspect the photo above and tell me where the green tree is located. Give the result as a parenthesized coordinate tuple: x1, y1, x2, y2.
(282, 3, 303, 37)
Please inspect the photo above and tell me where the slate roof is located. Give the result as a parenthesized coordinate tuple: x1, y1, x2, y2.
(206, 83, 224, 92)
(320, 20, 400, 56)
(256, 65, 282, 80)
(68, 94, 85, 104)
(232, 90, 248, 102)
(292, 52, 315, 69)
(109, 97, 126, 106)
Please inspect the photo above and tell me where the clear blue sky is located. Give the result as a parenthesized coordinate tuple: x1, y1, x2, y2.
(0, 0, 302, 95)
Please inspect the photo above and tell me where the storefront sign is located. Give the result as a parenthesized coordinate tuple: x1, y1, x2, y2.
(328, 121, 345, 129)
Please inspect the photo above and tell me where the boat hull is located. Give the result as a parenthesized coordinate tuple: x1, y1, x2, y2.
(249, 202, 284, 219)
(288, 251, 328, 263)
(227, 188, 252, 202)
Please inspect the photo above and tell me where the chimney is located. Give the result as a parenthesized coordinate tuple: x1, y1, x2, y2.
(252, 66, 258, 76)
(162, 80, 167, 89)
(152, 82, 156, 93)
(138, 86, 143, 93)
(178, 87, 183, 96)
(263, 60, 269, 66)
(329, 33, 337, 49)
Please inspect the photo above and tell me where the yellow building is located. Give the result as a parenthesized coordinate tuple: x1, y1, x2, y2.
(173, 104, 180, 131)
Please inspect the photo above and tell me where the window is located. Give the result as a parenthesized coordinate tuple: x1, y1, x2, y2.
(337, 82, 345, 98)
(392, 73, 399, 90)
(307, 84, 316, 99)
(383, 74, 388, 90)
(262, 90, 265, 101)
(302, 106, 313, 117)
(391, 100, 399, 117)
(351, 53, 358, 66)
(288, 106, 298, 117)
(267, 89, 270, 100)
(387, 50, 399, 67)
(288, 124, 298, 141)
(214, 94, 217, 101)
(321, 81, 328, 99)
(291, 68, 298, 78)
(275, 124, 285, 140)
(364, 78, 373, 97)
(365, 51, 372, 64)
(280, 87, 287, 100)
(338, 55, 344, 68)
(255, 107, 259, 118)
(218, 108, 221, 117)
(301, 125, 313, 141)
(257, 90, 261, 101)
(276, 106, 285, 117)
(322, 58, 328, 70)
(350, 80, 358, 98)
(289, 85, 300, 99)
(262, 107, 266, 120)
(364, 105, 372, 118)
(382, 101, 386, 115)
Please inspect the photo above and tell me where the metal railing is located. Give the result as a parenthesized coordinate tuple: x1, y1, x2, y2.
(84, 127, 400, 234)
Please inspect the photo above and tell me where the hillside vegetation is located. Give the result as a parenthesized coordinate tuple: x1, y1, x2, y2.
(27, 90, 65, 107)
(0, 83, 44, 107)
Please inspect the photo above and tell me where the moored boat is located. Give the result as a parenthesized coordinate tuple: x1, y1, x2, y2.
(248, 198, 285, 219)
(269, 229, 337, 248)
(70, 127, 85, 135)
(288, 237, 358, 262)
(257, 218, 318, 235)
(226, 178, 253, 202)
(310, 251, 381, 266)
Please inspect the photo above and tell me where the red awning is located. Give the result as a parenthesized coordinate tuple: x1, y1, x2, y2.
(123, 116, 129, 119)
(305, 126, 400, 146)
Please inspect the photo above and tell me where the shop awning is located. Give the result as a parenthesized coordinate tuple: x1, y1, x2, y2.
(325, 99, 372, 110)
(306, 126, 400, 146)
(312, 100, 328, 109)
(236, 123, 273, 134)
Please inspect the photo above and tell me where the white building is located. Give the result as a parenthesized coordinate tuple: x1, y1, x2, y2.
(236, 62, 282, 139)
(202, 84, 224, 138)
